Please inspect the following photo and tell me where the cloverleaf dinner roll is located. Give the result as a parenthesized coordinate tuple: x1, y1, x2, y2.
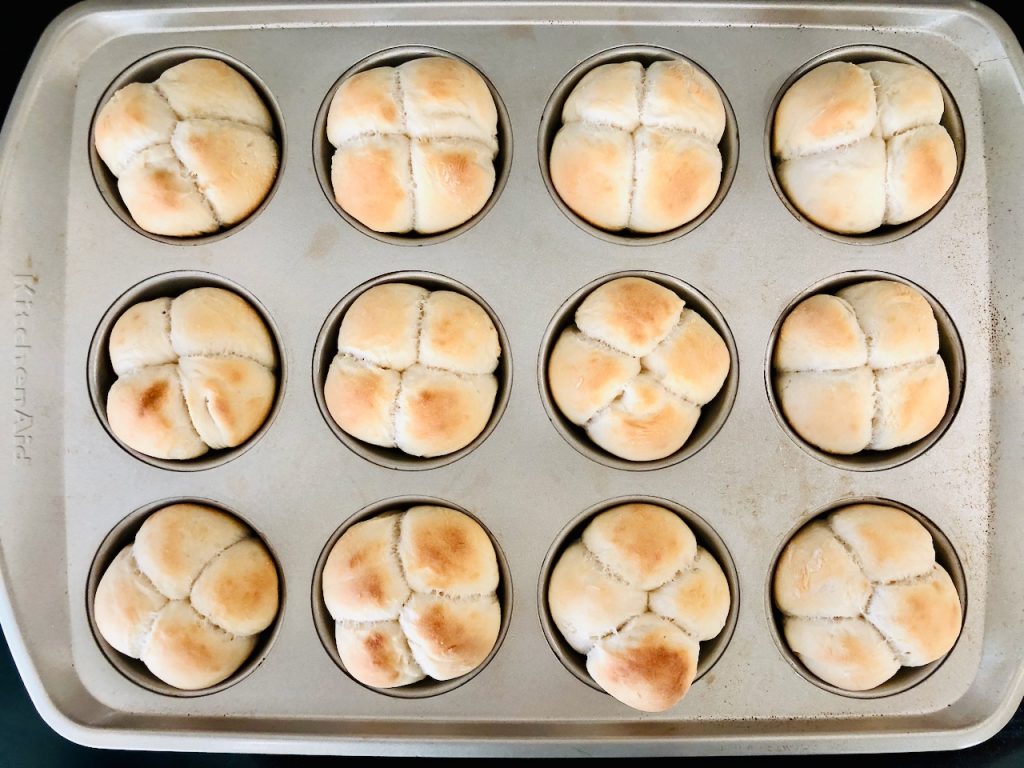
(549, 59, 726, 233)
(773, 279, 950, 454)
(772, 60, 957, 234)
(773, 503, 962, 691)
(94, 58, 279, 237)
(325, 283, 501, 458)
(93, 503, 280, 690)
(548, 503, 730, 712)
(322, 506, 501, 688)
(106, 287, 278, 460)
(327, 56, 499, 234)
(547, 277, 730, 461)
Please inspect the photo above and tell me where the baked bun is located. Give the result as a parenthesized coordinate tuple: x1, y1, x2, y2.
(322, 506, 501, 687)
(94, 58, 279, 237)
(773, 279, 949, 454)
(772, 60, 955, 233)
(93, 503, 279, 690)
(547, 503, 730, 711)
(547, 277, 729, 461)
(327, 57, 499, 234)
(550, 59, 726, 233)
(106, 287, 277, 460)
(773, 503, 962, 691)
(324, 283, 501, 457)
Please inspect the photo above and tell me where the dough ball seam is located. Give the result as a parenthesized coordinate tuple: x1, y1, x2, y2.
(567, 304, 714, 433)
(112, 82, 278, 230)
(328, 508, 500, 683)
(778, 513, 952, 671)
(109, 290, 278, 453)
(120, 533, 263, 663)
(329, 289, 499, 454)
(328, 63, 499, 233)
(774, 284, 945, 449)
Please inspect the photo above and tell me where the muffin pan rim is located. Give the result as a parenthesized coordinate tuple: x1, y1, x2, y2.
(311, 269, 514, 471)
(85, 269, 289, 472)
(763, 495, 968, 700)
(310, 44, 514, 247)
(763, 43, 967, 245)
(309, 495, 514, 699)
(536, 43, 740, 246)
(536, 269, 740, 471)
(1, 0, 1018, 755)
(762, 268, 967, 472)
(536, 494, 741, 702)
(88, 45, 288, 246)
(84, 496, 287, 698)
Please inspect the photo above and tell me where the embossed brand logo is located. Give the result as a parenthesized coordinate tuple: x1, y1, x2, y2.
(13, 273, 35, 463)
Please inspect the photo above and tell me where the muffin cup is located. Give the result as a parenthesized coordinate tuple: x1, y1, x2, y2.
(538, 270, 738, 471)
(538, 44, 739, 246)
(310, 496, 513, 699)
(764, 269, 965, 471)
(312, 270, 512, 471)
(312, 45, 513, 246)
(85, 497, 285, 697)
(89, 46, 286, 245)
(537, 495, 740, 697)
(87, 270, 287, 472)
(764, 44, 966, 245)
(765, 496, 968, 699)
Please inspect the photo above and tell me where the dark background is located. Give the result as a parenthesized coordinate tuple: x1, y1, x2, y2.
(1, 1, 1020, 764)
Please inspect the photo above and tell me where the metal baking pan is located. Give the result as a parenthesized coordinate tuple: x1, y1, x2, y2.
(1, 0, 1022, 756)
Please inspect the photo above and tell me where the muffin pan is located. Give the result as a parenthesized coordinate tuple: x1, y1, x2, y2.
(0, 0, 1022, 756)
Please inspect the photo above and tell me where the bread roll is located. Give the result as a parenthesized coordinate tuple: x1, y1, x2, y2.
(773, 503, 962, 691)
(547, 503, 731, 711)
(773, 279, 949, 455)
(772, 59, 956, 234)
(93, 503, 279, 690)
(550, 58, 726, 234)
(105, 286, 278, 460)
(325, 283, 501, 458)
(94, 58, 278, 236)
(327, 56, 499, 234)
(547, 276, 730, 461)
(322, 505, 502, 687)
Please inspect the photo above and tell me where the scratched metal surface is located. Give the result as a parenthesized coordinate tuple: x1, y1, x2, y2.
(0, 0, 1022, 756)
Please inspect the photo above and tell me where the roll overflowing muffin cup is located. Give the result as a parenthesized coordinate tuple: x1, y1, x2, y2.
(93, 58, 280, 237)
(104, 286, 278, 461)
(326, 56, 499, 235)
(772, 279, 951, 457)
(324, 282, 501, 459)
(320, 505, 502, 690)
(773, 502, 963, 692)
(92, 503, 280, 691)
(547, 503, 731, 712)
(771, 59, 957, 235)
(547, 276, 731, 462)
(548, 57, 727, 234)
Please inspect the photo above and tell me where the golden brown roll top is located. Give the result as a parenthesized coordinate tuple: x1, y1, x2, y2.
(550, 58, 726, 234)
(327, 56, 499, 234)
(547, 503, 730, 711)
(773, 279, 949, 454)
(773, 503, 962, 691)
(93, 503, 279, 690)
(94, 58, 278, 236)
(106, 287, 278, 460)
(772, 59, 955, 233)
(325, 282, 501, 458)
(548, 277, 730, 461)
(322, 505, 501, 687)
